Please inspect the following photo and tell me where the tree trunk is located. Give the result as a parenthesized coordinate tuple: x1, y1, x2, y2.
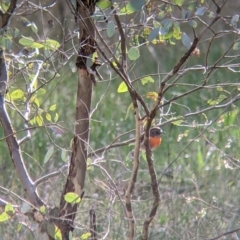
(57, 1, 96, 238)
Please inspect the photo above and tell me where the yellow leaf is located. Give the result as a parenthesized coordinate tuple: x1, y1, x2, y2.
(146, 92, 158, 101)
(117, 81, 128, 93)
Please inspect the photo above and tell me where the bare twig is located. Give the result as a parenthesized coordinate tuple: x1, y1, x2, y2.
(206, 227, 240, 240)
(90, 207, 97, 240)
(0, 0, 17, 30)
(34, 164, 68, 187)
(125, 107, 141, 240)
(0, 49, 43, 207)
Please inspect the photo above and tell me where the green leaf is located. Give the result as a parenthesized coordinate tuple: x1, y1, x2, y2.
(36, 115, 43, 126)
(130, 0, 146, 11)
(148, 28, 159, 42)
(37, 88, 46, 95)
(49, 104, 56, 111)
(173, 22, 181, 39)
(19, 37, 44, 48)
(10, 89, 24, 100)
(4, 38, 12, 51)
(96, 0, 111, 10)
(120, 3, 135, 15)
(117, 81, 128, 93)
(64, 192, 81, 204)
(1, 2, 10, 12)
(141, 76, 154, 85)
(233, 41, 240, 50)
(61, 150, 67, 162)
(80, 232, 91, 240)
(5, 203, 14, 215)
(47, 223, 62, 240)
(46, 113, 52, 121)
(107, 21, 115, 38)
(54, 113, 59, 122)
(195, 7, 206, 16)
(173, 0, 185, 6)
(0, 212, 10, 222)
(125, 103, 134, 120)
(188, 20, 197, 28)
(13, 28, 21, 38)
(34, 98, 40, 107)
(87, 158, 93, 170)
(223, 109, 238, 126)
(172, 119, 184, 126)
(181, 32, 192, 50)
(161, 19, 173, 35)
(44, 146, 54, 164)
(39, 206, 46, 214)
(158, 11, 166, 19)
(128, 47, 140, 60)
(44, 38, 60, 49)
(171, 117, 184, 125)
(17, 223, 23, 232)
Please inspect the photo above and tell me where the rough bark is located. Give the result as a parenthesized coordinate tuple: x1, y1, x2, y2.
(57, 0, 96, 238)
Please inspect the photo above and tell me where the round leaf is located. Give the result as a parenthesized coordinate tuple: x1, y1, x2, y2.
(128, 47, 140, 60)
(64, 192, 81, 203)
(10, 89, 24, 100)
(96, 0, 111, 10)
(188, 20, 197, 28)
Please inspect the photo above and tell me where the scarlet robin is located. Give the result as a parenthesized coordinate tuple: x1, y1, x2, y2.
(140, 127, 165, 150)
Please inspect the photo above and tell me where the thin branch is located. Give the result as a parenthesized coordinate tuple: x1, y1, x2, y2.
(125, 107, 141, 240)
(0, 49, 43, 207)
(0, 0, 17, 29)
(142, 123, 160, 240)
(112, 5, 127, 69)
(90, 207, 97, 240)
(206, 227, 240, 240)
(34, 164, 68, 187)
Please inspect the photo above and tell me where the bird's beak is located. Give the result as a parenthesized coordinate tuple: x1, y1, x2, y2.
(161, 131, 166, 134)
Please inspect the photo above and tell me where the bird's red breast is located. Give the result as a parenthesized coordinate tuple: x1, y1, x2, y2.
(149, 136, 162, 149)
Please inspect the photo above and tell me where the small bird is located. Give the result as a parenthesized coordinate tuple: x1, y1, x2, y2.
(140, 127, 165, 151)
